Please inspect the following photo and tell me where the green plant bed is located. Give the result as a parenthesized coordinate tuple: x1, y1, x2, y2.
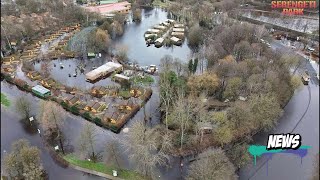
(1, 93, 10, 107)
(63, 154, 145, 180)
(70, 105, 80, 115)
(131, 75, 154, 85)
(118, 90, 132, 99)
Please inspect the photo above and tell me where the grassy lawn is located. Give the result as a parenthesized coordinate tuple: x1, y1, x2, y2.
(1, 93, 10, 107)
(64, 154, 145, 180)
(152, 0, 169, 8)
(118, 90, 132, 99)
(132, 75, 154, 85)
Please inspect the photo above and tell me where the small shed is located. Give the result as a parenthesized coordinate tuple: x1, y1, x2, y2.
(87, 53, 95, 58)
(91, 86, 108, 95)
(40, 78, 56, 88)
(65, 96, 80, 106)
(104, 112, 120, 124)
(32, 85, 51, 98)
(27, 71, 42, 80)
(113, 74, 130, 83)
(84, 101, 103, 113)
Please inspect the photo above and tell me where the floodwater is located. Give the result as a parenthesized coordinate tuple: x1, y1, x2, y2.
(2, 7, 318, 180)
(114, 8, 193, 66)
(33, 57, 119, 90)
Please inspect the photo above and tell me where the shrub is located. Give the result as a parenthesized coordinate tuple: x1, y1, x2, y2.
(110, 125, 118, 133)
(82, 112, 92, 120)
(70, 105, 79, 115)
(60, 101, 69, 109)
(94, 117, 101, 125)
(23, 84, 29, 91)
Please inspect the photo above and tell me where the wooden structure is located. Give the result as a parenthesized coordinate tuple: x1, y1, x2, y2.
(91, 86, 108, 96)
(130, 88, 142, 98)
(40, 78, 56, 88)
(1, 65, 15, 73)
(104, 112, 120, 124)
(84, 101, 103, 113)
(113, 74, 130, 83)
(27, 71, 42, 80)
(118, 100, 134, 111)
(85, 62, 123, 82)
(64, 96, 80, 106)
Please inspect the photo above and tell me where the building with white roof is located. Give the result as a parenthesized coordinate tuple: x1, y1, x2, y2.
(86, 62, 123, 82)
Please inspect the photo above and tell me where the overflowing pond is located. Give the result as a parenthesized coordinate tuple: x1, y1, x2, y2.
(114, 8, 193, 66)
(33, 57, 118, 90)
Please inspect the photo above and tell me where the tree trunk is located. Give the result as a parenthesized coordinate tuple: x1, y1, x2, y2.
(58, 131, 65, 154)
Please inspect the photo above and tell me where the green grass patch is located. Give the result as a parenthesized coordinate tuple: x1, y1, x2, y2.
(152, 0, 169, 8)
(118, 90, 132, 99)
(131, 75, 154, 85)
(63, 154, 145, 180)
(1, 93, 10, 107)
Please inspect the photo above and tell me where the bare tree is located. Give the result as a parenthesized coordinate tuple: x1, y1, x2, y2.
(40, 61, 52, 78)
(3, 139, 45, 180)
(77, 122, 99, 162)
(15, 96, 32, 121)
(122, 121, 171, 178)
(167, 94, 194, 152)
(38, 100, 66, 154)
(105, 138, 122, 170)
(187, 148, 237, 180)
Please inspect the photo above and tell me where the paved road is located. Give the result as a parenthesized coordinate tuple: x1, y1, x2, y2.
(239, 41, 319, 180)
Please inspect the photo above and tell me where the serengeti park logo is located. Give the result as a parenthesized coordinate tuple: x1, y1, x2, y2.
(271, 0, 318, 15)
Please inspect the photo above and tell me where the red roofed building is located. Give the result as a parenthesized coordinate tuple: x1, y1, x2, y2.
(85, 1, 131, 15)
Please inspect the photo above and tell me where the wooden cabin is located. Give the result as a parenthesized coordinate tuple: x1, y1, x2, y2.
(1, 65, 15, 73)
(27, 71, 42, 80)
(91, 86, 108, 96)
(104, 112, 120, 124)
(64, 95, 80, 106)
(40, 78, 56, 88)
(84, 101, 103, 113)
(118, 100, 134, 111)
(130, 88, 142, 98)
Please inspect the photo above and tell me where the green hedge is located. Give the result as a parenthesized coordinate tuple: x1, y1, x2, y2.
(70, 105, 79, 115)
(93, 117, 102, 125)
(60, 101, 69, 109)
(82, 112, 92, 120)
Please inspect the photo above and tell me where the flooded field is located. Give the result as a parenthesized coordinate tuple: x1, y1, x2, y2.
(33, 57, 118, 90)
(114, 8, 193, 66)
